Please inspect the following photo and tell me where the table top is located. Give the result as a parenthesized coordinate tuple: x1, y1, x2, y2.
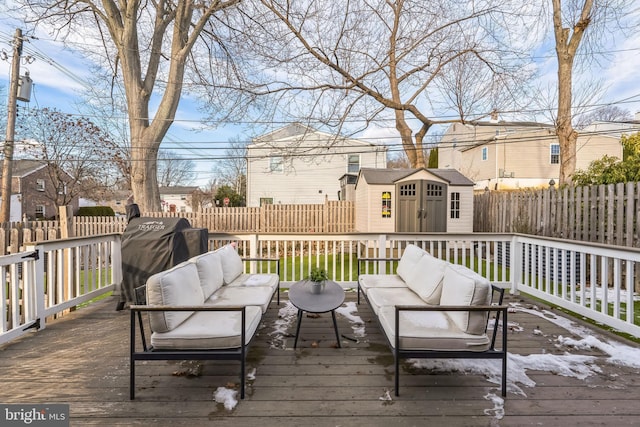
(288, 280, 345, 313)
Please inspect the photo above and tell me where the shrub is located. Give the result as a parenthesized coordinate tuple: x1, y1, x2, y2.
(76, 206, 116, 217)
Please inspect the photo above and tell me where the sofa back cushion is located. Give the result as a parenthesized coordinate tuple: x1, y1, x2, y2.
(440, 264, 491, 335)
(404, 253, 447, 305)
(191, 251, 224, 298)
(397, 244, 427, 282)
(146, 262, 204, 333)
(218, 244, 244, 285)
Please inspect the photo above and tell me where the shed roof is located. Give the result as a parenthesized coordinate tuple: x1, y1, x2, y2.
(357, 168, 474, 187)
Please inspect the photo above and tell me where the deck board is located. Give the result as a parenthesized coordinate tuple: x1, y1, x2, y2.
(1, 291, 639, 426)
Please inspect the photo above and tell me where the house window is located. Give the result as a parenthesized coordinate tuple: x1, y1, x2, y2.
(550, 144, 560, 164)
(481, 147, 488, 161)
(450, 192, 460, 219)
(260, 198, 273, 206)
(36, 179, 45, 191)
(270, 156, 283, 172)
(347, 154, 360, 173)
(35, 205, 45, 219)
(381, 192, 392, 218)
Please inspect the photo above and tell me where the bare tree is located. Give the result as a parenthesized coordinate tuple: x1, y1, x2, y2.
(549, 0, 634, 185)
(229, 0, 534, 167)
(15, 107, 122, 205)
(575, 105, 634, 129)
(16, 0, 241, 212)
(157, 150, 196, 187)
(212, 137, 247, 199)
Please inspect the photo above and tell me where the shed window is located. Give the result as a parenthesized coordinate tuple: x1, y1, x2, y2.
(399, 183, 415, 196)
(450, 192, 460, 219)
(382, 191, 391, 218)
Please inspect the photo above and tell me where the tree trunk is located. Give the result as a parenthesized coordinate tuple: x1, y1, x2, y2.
(552, 0, 593, 186)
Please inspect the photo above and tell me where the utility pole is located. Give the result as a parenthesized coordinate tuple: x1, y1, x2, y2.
(1, 29, 23, 223)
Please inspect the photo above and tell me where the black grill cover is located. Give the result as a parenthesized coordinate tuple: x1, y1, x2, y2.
(119, 217, 208, 306)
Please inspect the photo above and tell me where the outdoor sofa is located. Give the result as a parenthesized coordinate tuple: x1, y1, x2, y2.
(357, 244, 508, 396)
(129, 243, 280, 399)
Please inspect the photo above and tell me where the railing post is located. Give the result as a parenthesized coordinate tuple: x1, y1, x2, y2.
(111, 235, 123, 296)
(378, 234, 387, 274)
(27, 243, 47, 331)
(510, 235, 520, 295)
(249, 234, 259, 274)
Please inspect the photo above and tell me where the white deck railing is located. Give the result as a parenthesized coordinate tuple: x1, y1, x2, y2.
(2, 232, 638, 345)
(1, 234, 121, 345)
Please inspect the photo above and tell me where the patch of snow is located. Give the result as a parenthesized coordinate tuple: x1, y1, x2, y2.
(213, 387, 238, 411)
(246, 367, 257, 381)
(483, 392, 504, 420)
(336, 301, 367, 338)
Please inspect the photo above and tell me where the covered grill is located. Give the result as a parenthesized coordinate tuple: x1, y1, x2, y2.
(117, 216, 208, 309)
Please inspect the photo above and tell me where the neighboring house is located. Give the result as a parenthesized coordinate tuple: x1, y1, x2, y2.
(438, 120, 625, 191)
(0, 159, 79, 221)
(354, 168, 474, 233)
(246, 124, 387, 207)
(160, 186, 199, 213)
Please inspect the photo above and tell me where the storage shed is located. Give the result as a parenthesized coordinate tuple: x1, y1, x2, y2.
(354, 168, 475, 233)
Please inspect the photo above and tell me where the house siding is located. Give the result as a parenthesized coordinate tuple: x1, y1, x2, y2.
(4, 162, 79, 220)
(247, 127, 386, 207)
(439, 121, 624, 191)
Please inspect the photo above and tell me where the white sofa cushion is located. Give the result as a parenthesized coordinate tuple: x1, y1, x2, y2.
(440, 264, 491, 335)
(377, 306, 491, 351)
(396, 244, 427, 282)
(146, 262, 205, 333)
(191, 251, 224, 298)
(207, 286, 276, 313)
(218, 244, 244, 285)
(404, 253, 447, 305)
(225, 273, 280, 291)
(366, 287, 428, 315)
(150, 305, 262, 350)
(358, 274, 408, 297)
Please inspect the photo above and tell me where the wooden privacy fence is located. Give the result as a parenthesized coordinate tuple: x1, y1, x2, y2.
(474, 182, 640, 247)
(0, 200, 355, 254)
(145, 200, 355, 233)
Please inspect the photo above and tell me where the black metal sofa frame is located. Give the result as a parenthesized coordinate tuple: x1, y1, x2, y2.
(129, 303, 253, 400)
(357, 258, 509, 397)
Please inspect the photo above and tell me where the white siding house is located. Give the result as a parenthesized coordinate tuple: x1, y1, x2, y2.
(354, 168, 474, 233)
(159, 186, 199, 213)
(246, 124, 387, 207)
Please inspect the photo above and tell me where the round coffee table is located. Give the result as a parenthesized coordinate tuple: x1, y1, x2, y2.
(288, 280, 345, 348)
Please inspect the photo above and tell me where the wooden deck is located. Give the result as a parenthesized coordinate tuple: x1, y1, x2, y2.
(1, 291, 639, 426)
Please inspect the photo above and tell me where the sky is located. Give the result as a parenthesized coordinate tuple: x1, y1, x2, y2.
(1, 6, 640, 188)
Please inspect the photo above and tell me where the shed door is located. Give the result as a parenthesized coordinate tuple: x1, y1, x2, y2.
(396, 181, 419, 232)
(422, 181, 447, 232)
(396, 180, 447, 232)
